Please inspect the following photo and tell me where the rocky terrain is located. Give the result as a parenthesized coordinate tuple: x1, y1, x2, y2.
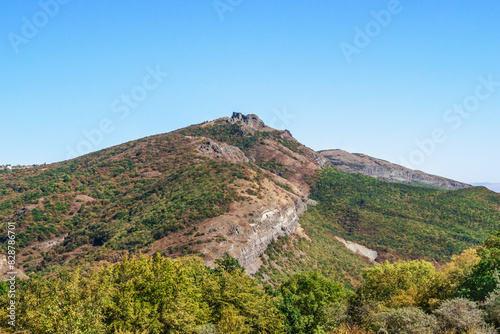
(174, 113, 326, 272)
(319, 149, 471, 190)
(334, 236, 378, 262)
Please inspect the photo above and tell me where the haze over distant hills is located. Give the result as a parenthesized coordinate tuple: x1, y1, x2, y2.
(472, 183, 500, 193)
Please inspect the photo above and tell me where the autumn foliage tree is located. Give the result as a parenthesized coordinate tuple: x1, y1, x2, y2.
(0, 254, 284, 334)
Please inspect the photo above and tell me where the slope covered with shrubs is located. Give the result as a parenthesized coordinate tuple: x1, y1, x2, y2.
(0, 132, 263, 275)
(304, 167, 500, 262)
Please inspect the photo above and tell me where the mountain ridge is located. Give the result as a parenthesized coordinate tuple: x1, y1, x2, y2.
(472, 182, 500, 193)
(319, 149, 471, 190)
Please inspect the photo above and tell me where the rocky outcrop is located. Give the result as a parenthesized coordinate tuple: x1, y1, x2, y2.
(195, 138, 249, 163)
(233, 195, 307, 273)
(0, 255, 8, 274)
(320, 149, 471, 190)
(227, 113, 329, 166)
(302, 150, 330, 167)
(334, 236, 378, 262)
(33, 234, 68, 251)
(150, 172, 310, 274)
(229, 112, 266, 130)
(197, 186, 308, 274)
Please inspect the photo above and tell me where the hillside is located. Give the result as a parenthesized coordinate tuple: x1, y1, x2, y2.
(319, 149, 471, 190)
(1, 113, 499, 285)
(0, 113, 327, 279)
(256, 167, 500, 286)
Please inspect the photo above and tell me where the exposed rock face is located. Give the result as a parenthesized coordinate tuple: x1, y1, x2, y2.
(195, 138, 249, 163)
(0, 255, 26, 281)
(320, 149, 471, 190)
(305, 198, 318, 206)
(307, 151, 330, 167)
(0, 234, 67, 280)
(334, 236, 378, 262)
(150, 172, 310, 274)
(233, 195, 307, 273)
(196, 180, 310, 274)
(0, 255, 7, 274)
(35, 234, 68, 251)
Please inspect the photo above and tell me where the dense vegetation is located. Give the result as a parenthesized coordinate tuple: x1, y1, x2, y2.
(345, 231, 500, 333)
(257, 166, 500, 288)
(304, 167, 500, 262)
(0, 254, 284, 333)
(1, 231, 499, 333)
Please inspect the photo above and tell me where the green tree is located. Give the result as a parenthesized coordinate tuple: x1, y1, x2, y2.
(357, 260, 436, 309)
(425, 248, 480, 310)
(99, 254, 210, 333)
(213, 253, 244, 274)
(279, 271, 349, 333)
(14, 271, 108, 334)
(459, 231, 500, 301)
(204, 256, 285, 333)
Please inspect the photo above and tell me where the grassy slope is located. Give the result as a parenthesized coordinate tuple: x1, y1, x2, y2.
(257, 167, 500, 287)
(307, 167, 500, 262)
(256, 225, 370, 289)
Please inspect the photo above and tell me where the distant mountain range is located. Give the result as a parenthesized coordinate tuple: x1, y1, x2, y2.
(472, 183, 500, 193)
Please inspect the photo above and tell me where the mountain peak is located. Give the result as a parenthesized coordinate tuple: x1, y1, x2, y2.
(229, 112, 266, 130)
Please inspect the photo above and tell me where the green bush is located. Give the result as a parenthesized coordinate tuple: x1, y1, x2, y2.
(376, 307, 438, 334)
(483, 273, 500, 328)
(357, 260, 436, 309)
(433, 298, 486, 333)
(0, 281, 8, 296)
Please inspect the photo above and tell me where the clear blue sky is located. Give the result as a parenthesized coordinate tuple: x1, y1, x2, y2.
(1, 0, 499, 184)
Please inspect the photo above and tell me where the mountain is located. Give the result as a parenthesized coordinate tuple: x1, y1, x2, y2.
(0, 113, 328, 279)
(319, 149, 471, 190)
(0, 113, 499, 286)
(473, 182, 500, 193)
